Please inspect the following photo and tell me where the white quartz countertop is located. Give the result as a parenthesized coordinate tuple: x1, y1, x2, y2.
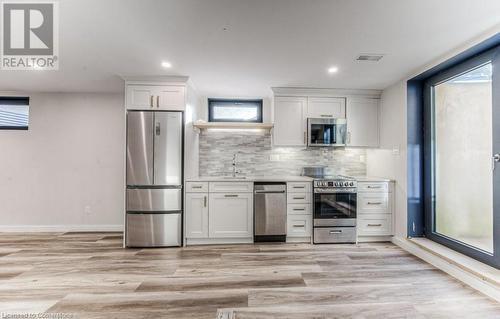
(351, 176, 394, 182)
(186, 175, 313, 182)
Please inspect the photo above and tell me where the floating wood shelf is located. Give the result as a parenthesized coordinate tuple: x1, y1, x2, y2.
(193, 121, 274, 131)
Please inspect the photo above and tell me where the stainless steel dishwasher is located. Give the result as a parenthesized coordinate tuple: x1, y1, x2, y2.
(254, 182, 287, 242)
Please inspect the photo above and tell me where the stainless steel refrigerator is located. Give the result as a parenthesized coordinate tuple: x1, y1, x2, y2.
(125, 111, 183, 247)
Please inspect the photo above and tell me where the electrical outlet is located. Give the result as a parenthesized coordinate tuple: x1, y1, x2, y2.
(392, 146, 400, 155)
(269, 154, 280, 161)
(84, 205, 91, 215)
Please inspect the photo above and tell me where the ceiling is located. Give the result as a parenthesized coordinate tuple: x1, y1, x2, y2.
(1, 0, 499, 97)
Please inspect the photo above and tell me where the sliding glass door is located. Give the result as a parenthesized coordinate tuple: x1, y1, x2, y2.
(424, 46, 500, 268)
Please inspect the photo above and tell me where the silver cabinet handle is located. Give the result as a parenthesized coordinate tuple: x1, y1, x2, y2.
(367, 202, 382, 205)
(329, 230, 342, 234)
(192, 186, 203, 189)
(293, 208, 305, 211)
(293, 197, 305, 200)
(320, 114, 333, 117)
(156, 96, 160, 108)
(347, 131, 351, 144)
(293, 224, 304, 228)
(493, 154, 500, 171)
(367, 186, 382, 189)
(203, 196, 207, 207)
(150, 95, 154, 108)
(293, 186, 305, 189)
(367, 223, 382, 227)
(224, 194, 238, 198)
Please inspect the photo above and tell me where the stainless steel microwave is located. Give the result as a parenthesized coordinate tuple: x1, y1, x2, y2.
(307, 118, 347, 147)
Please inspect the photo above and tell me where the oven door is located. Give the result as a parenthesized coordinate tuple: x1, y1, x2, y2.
(308, 118, 347, 147)
(314, 192, 357, 226)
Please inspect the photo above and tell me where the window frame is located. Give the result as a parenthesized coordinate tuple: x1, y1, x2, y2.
(208, 98, 263, 123)
(0, 96, 30, 130)
(423, 46, 500, 268)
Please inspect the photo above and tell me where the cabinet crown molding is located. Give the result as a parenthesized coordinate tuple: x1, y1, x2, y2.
(123, 75, 190, 86)
(271, 87, 382, 99)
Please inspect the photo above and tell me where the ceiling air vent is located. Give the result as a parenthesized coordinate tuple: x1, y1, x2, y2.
(356, 54, 384, 62)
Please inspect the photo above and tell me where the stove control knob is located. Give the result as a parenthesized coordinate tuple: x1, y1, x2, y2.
(335, 182, 339, 186)
(322, 182, 327, 186)
(344, 182, 349, 186)
(350, 182, 354, 186)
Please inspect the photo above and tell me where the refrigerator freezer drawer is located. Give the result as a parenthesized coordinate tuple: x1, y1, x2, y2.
(127, 188, 181, 212)
(126, 213, 181, 247)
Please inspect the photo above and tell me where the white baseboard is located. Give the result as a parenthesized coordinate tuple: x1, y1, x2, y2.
(0, 225, 123, 232)
(392, 236, 500, 302)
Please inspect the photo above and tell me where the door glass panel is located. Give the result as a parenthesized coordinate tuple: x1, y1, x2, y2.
(433, 62, 493, 253)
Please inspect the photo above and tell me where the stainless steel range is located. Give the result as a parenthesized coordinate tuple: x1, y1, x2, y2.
(313, 176, 357, 244)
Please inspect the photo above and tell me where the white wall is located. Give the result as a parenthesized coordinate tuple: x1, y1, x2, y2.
(0, 92, 125, 231)
(366, 82, 408, 237)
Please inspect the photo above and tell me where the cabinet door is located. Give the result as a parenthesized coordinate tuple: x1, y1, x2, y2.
(273, 96, 307, 146)
(307, 97, 346, 118)
(209, 193, 253, 238)
(126, 85, 156, 110)
(185, 193, 209, 238)
(346, 98, 379, 147)
(156, 86, 185, 111)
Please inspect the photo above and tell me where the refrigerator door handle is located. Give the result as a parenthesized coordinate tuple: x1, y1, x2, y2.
(155, 121, 161, 136)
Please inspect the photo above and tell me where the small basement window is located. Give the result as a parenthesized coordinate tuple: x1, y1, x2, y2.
(0, 97, 29, 130)
(208, 99, 263, 123)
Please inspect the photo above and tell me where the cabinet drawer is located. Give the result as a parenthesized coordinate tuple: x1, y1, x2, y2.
(287, 203, 312, 215)
(186, 182, 209, 193)
(209, 182, 253, 193)
(358, 214, 392, 236)
(287, 214, 312, 237)
(358, 193, 389, 212)
(357, 182, 389, 193)
(287, 192, 311, 204)
(287, 182, 311, 193)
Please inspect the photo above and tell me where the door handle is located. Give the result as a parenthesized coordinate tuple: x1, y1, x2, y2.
(155, 122, 160, 136)
(150, 95, 154, 108)
(203, 196, 207, 207)
(493, 154, 500, 171)
(156, 96, 160, 108)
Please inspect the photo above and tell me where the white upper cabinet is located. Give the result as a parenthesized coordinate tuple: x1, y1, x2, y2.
(307, 97, 346, 118)
(157, 86, 185, 111)
(273, 96, 307, 146)
(126, 85, 157, 109)
(346, 98, 379, 147)
(126, 84, 185, 110)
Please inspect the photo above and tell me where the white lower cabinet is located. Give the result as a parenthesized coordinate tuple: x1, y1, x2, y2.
(287, 214, 312, 237)
(357, 181, 394, 240)
(185, 193, 208, 238)
(208, 193, 253, 238)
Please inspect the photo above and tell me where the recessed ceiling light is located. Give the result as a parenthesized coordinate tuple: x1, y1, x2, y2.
(161, 61, 172, 68)
(328, 66, 338, 74)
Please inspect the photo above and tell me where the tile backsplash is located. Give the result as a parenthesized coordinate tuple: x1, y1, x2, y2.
(199, 131, 367, 177)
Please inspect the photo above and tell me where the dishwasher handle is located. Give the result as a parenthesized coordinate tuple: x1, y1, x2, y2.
(254, 190, 286, 194)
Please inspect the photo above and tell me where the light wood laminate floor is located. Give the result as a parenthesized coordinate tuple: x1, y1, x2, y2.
(0, 232, 498, 318)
